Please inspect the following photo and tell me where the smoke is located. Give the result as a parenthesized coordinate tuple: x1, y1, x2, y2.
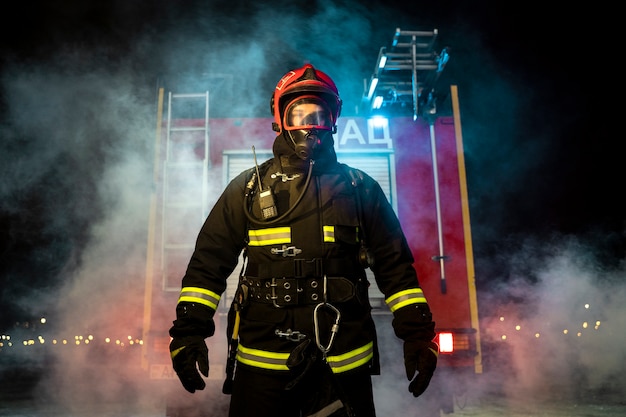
(0, 43, 158, 409)
(1, 1, 622, 415)
(478, 235, 626, 406)
(0, 0, 405, 412)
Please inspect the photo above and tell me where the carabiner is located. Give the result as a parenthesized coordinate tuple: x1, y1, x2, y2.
(313, 275, 341, 356)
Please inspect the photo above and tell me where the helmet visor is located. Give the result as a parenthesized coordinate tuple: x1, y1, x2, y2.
(283, 96, 334, 131)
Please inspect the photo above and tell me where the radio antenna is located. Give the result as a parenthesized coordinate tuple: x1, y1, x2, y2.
(252, 146, 278, 220)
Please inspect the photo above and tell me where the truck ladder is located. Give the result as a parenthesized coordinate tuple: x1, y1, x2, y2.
(161, 91, 210, 291)
(363, 28, 449, 120)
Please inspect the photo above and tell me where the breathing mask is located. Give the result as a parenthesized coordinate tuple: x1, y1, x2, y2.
(283, 96, 334, 160)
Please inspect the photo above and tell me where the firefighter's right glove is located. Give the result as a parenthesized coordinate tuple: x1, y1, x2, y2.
(170, 336, 209, 393)
(403, 340, 438, 398)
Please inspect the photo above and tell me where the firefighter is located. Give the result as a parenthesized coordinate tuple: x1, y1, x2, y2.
(168, 63, 438, 417)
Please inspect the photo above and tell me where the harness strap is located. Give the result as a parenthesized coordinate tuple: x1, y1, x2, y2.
(245, 258, 360, 279)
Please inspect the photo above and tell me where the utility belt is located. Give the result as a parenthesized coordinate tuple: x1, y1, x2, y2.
(243, 258, 361, 307)
(242, 276, 356, 307)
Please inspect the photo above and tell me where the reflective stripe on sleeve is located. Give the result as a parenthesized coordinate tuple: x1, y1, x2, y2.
(178, 286, 221, 311)
(248, 227, 291, 246)
(385, 288, 428, 313)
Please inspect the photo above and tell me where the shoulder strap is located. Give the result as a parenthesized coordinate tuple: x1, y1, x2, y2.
(339, 164, 373, 268)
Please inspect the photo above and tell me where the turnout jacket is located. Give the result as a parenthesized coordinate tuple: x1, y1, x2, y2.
(170, 134, 436, 375)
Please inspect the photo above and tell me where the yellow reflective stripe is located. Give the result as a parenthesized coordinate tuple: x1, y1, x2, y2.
(236, 344, 290, 371)
(385, 288, 428, 313)
(327, 341, 374, 373)
(170, 345, 185, 359)
(323, 226, 360, 243)
(323, 225, 335, 242)
(235, 342, 373, 373)
(248, 227, 291, 246)
(178, 286, 220, 311)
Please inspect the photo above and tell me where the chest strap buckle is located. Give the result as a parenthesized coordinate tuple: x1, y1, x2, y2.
(271, 245, 303, 257)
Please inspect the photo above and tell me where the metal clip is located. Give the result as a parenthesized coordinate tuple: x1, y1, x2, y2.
(313, 275, 341, 357)
(269, 277, 282, 308)
(271, 245, 303, 257)
(271, 172, 301, 182)
(275, 328, 307, 342)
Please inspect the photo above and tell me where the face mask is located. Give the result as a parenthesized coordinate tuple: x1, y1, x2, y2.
(283, 96, 334, 161)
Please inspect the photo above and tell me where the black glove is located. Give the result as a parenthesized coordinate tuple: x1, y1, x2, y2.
(170, 336, 209, 393)
(403, 340, 438, 397)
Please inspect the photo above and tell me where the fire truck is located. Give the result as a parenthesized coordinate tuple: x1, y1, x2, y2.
(142, 28, 482, 416)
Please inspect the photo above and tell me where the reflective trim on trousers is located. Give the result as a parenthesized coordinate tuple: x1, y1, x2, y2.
(326, 341, 374, 373)
(236, 341, 374, 374)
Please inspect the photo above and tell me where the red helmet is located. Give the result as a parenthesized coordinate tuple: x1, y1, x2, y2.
(271, 64, 342, 134)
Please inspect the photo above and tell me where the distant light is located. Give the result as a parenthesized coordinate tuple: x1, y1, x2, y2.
(372, 96, 384, 109)
(438, 332, 454, 353)
(534, 333, 540, 338)
(501, 335, 507, 341)
(515, 325, 521, 331)
(367, 77, 379, 100)
(40, 317, 46, 324)
(392, 28, 400, 47)
(584, 304, 590, 309)
(582, 322, 588, 329)
(563, 329, 569, 334)
(368, 115, 388, 128)
(499, 316, 504, 322)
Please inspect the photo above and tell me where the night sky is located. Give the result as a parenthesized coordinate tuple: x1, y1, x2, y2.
(0, 1, 622, 329)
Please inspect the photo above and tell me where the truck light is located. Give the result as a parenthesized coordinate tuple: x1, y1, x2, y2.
(438, 332, 454, 353)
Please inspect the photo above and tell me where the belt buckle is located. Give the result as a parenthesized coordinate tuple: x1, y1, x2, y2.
(270, 278, 282, 308)
(270, 278, 297, 308)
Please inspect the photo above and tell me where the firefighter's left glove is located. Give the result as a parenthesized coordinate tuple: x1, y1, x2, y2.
(170, 336, 209, 393)
(403, 340, 438, 398)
